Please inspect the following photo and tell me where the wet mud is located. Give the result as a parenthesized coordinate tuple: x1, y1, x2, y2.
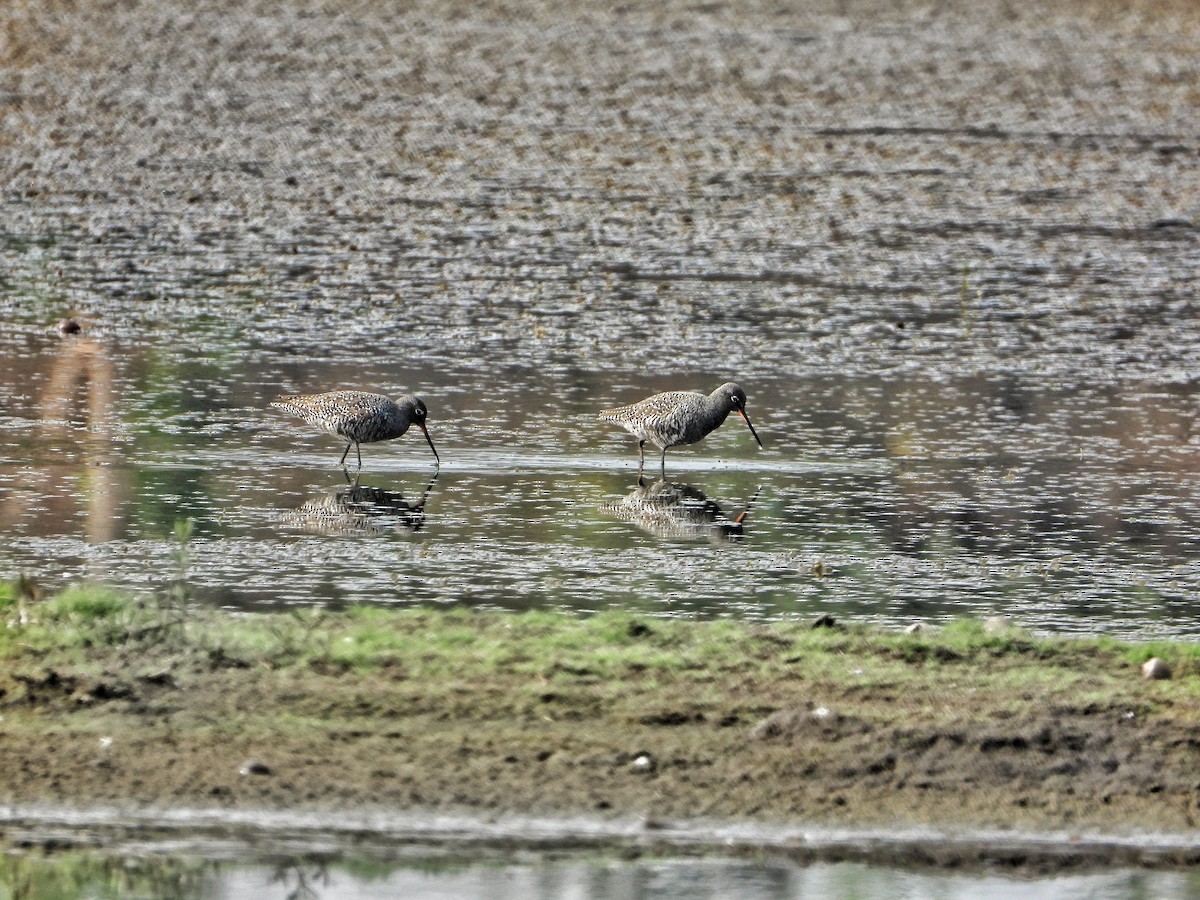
(2, 0, 1199, 636)
(1, 0, 1196, 382)
(5, 698, 1185, 843)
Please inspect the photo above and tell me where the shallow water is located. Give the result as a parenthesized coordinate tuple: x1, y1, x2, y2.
(3, 321, 1200, 637)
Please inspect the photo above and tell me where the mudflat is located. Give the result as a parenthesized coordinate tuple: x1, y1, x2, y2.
(2, 0, 1196, 391)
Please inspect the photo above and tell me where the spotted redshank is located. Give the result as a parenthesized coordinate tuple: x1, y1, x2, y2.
(271, 390, 439, 468)
(598, 382, 763, 476)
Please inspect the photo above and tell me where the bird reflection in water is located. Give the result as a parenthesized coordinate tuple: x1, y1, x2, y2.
(601, 479, 759, 541)
(289, 471, 438, 535)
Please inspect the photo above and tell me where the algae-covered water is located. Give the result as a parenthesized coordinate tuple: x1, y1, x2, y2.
(5, 851, 1199, 900)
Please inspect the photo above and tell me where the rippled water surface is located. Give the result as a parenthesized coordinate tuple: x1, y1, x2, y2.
(3, 319, 1200, 638)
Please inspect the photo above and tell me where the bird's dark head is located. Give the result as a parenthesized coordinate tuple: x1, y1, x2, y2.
(718, 382, 748, 411)
(396, 395, 427, 419)
(718, 382, 763, 449)
(403, 396, 440, 465)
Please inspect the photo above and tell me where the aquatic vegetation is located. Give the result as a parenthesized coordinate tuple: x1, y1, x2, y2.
(3, 580, 1198, 691)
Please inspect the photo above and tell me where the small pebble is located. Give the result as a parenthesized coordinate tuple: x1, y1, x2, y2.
(904, 622, 924, 634)
(56, 318, 81, 336)
(629, 752, 656, 774)
(238, 759, 272, 776)
(1141, 657, 1171, 680)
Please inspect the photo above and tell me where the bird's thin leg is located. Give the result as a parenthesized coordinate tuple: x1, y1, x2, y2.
(340, 441, 352, 466)
(637, 440, 645, 476)
(355, 441, 363, 469)
(660, 447, 667, 478)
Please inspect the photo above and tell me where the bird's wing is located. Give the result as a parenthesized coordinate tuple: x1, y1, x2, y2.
(599, 391, 695, 423)
(337, 396, 382, 426)
(638, 392, 695, 418)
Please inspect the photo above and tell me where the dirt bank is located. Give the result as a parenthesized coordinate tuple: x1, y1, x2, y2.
(1, 596, 1197, 849)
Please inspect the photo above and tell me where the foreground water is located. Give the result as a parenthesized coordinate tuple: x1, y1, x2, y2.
(4, 810, 1200, 900)
(5, 852, 1200, 900)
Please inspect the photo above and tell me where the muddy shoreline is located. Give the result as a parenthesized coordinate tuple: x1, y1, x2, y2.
(1, 598, 1198, 869)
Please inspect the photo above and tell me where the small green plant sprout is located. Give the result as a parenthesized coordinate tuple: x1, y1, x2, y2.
(159, 517, 196, 634)
(10, 573, 43, 628)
